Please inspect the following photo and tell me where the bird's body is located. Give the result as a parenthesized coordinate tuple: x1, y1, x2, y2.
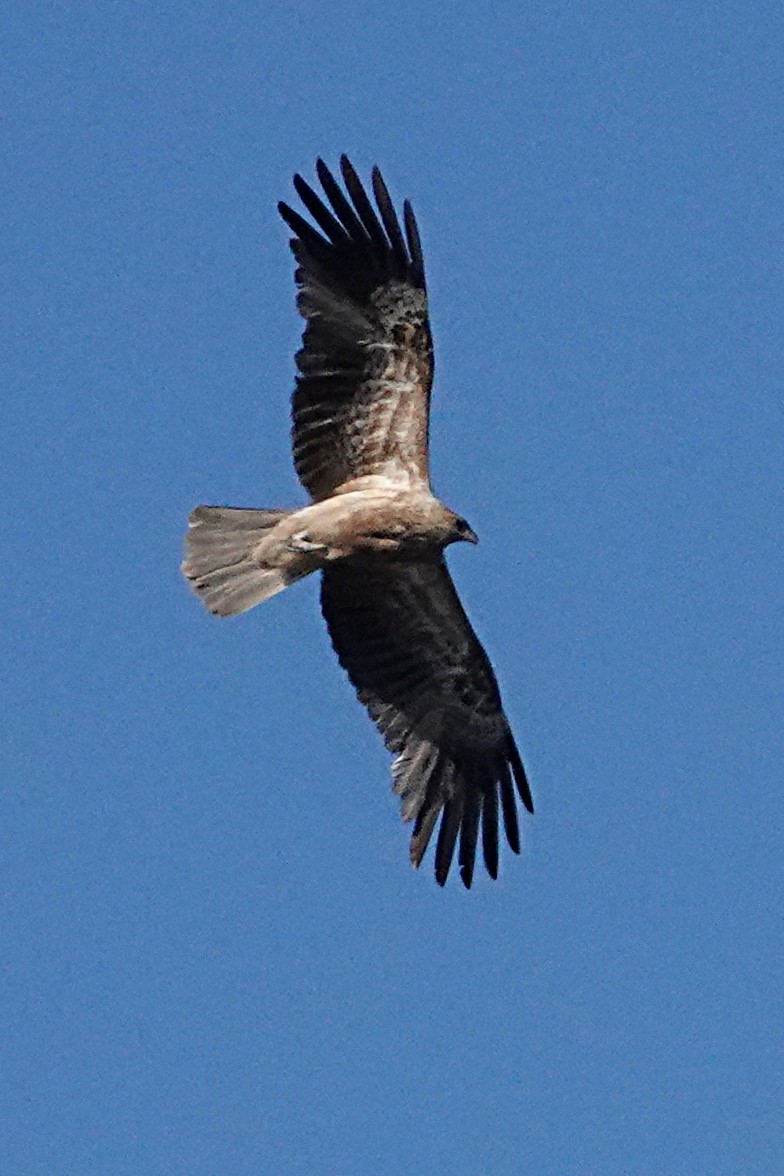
(282, 479, 470, 558)
(183, 156, 533, 887)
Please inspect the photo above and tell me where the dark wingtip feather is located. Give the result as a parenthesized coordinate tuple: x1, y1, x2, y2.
(434, 790, 463, 887)
(277, 199, 324, 248)
(292, 173, 350, 246)
(410, 804, 440, 869)
(403, 201, 426, 287)
(370, 166, 408, 273)
(314, 157, 373, 249)
(507, 735, 534, 814)
(458, 780, 481, 889)
(499, 759, 521, 856)
(481, 779, 500, 880)
(408, 760, 444, 869)
(339, 156, 389, 255)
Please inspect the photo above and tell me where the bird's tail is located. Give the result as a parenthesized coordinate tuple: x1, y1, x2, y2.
(182, 505, 311, 617)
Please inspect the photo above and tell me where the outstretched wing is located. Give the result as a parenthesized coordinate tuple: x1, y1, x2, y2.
(279, 156, 433, 501)
(320, 557, 533, 888)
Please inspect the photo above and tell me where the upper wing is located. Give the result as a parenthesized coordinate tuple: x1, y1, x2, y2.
(320, 556, 533, 888)
(278, 156, 433, 501)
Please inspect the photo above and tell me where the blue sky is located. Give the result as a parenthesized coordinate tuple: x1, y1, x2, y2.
(4, 3, 782, 1173)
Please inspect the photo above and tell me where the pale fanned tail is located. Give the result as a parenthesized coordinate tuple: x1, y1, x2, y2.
(183, 506, 299, 617)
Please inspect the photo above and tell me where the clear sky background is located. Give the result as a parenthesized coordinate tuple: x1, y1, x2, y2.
(4, 3, 782, 1174)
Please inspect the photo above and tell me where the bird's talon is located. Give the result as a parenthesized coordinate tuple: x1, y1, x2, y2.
(288, 531, 326, 553)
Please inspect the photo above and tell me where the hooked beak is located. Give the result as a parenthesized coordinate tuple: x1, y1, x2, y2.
(462, 525, 479, 545)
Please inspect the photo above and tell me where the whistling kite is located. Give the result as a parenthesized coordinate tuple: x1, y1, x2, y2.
(183, 157, 533, 887)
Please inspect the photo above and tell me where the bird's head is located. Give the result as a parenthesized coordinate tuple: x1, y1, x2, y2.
(450, 514, 479, 546)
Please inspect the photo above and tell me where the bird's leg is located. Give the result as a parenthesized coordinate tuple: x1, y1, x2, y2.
(287, 530, 329, 554)
(352, 534, 402, 552)
(350, 524, 407, 553)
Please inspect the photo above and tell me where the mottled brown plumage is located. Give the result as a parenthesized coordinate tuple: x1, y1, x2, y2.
(182, 156, 533, 887)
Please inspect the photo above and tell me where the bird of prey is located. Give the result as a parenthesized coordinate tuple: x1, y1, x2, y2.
(182, 156, 533, 887)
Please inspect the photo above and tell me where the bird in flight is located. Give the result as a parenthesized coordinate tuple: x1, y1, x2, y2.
(183, 156, 533, 887)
